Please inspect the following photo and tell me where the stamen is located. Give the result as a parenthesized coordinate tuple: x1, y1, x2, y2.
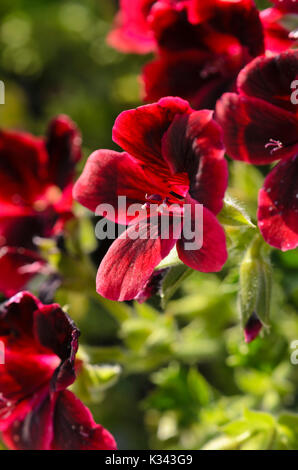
(265, 138, 283, 154)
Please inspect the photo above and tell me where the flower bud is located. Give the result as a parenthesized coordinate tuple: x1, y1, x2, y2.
(239, 235, 272, 343)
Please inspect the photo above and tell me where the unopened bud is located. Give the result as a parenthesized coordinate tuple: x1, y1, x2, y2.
(239, 235, 272, 343)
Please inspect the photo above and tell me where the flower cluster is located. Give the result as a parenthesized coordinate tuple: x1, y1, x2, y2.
(108, 0, 297, 109)
(0, 292, 116, 450)
(0, 116, 82, 297)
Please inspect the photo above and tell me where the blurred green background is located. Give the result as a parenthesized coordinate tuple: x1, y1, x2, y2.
(1, 0, 298, 451)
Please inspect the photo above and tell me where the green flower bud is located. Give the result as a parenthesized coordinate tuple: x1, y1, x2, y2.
(239, 235, 272, 343)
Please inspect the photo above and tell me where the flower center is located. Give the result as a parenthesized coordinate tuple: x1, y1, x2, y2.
(142, 191, 186, 214)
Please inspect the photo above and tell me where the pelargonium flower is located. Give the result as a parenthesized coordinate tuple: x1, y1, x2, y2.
(269, 0, 298, 14)
(0, 291, 117, 450)
(74, 97, 228, 301)
(261, 1, 298, 53)
(107, 0, 157, 54)
(108, 0, 264, 109)
(216, 50, 298, 251)
(0, 116, 82, 296)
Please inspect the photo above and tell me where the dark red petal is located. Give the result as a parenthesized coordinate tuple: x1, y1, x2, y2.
(1, 390, 55, 450)
(177, 201, 227, 272)
(0, 293, 59, 406)
(261, 8, 297, 53)
(215, 92, 298, 164)
(52, 390, 117, 450)
(258, 155, 298, 251)
(96, 216, 180, 301)
(0, 130, 47, 206)
(162, 110, 227, 214)
(46, 115, 82, 189)
(142, 50, 233, 109)
(34, 304, 80, 391)
(237, 51, 298, 114)
(212, 0, 264, 58)
(134, 268, 169, 303)
(270, 0, 298, 13)
(0, 214, 47, 250)
(0, 247, 45, 297)
(107, 0, 156, 54)
(73, 150, 167, 224)
(244, 312, 263, 343)
(112, 97, 192, 169)
(187, 0, 217, 23)
(0, 291, 40, 338)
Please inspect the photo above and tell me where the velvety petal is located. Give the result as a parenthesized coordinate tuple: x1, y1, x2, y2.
(46, 115, 82, 189)
(96, 216, 180, 301)
(215, 92, 298, 164)
(0, 214, 47, 250)
(112, 97, 192, 169)
(0, 291, 40, 338)
(187, 0, 217, 23)
(270, 0, 298, 13)
(177, 201, 227, 272)
(142, 50, 233, 109)
(34, 304, 80, 391)
(261, 8, 297, 53)
(237, 51, 298, 114)
(258, 155, 298, 251)
(0, 130, 47, 207)
(134, 268, 169, 303)
(0, 293, 59, 405)
(0, 247, 46, 297)
(73, 150, 168, 224)
(162, 110, 227, 214)
(107, 0, 156, 53)
(210, 0, 264, 58)
(150, 2, 205, 51)
(1, 390, 55, 450)
(52, 390, 117, 450)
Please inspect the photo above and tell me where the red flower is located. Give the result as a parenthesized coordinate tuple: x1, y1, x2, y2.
(0, 291, 117, 450)
(216, 50, 298, 251)
(74, 97, 228, 301)
(108, 0, 264, 109)
(261, 2, 298, 53)
(107, 0, 157, 54)
(269, 0, 298, 14)
(0, 116, 82, 296)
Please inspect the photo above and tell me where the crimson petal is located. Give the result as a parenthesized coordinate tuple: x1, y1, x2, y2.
(52, 390, 117, 450)
(96, 216, 180, 301)
(216, 92, 298, 164)
(112, 97, 192, 169)
(177, 201, 227, 272)
(2, 390, 55, 450)
(107, 0, 156, 54)
(34, 304, 80, 391)
(46, 115, 82, 190)
(0, 130, 47, 207)
(258, 154, 298, 251)
(237, 51, 298, 114)
(0, 248, 46, 297)
(162, 110, 227, 214)
(142, 50, 232, 109)
(73, 150, 165, 224)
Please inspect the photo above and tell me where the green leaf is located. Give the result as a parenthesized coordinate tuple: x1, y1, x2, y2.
(161, 265, 193, 308)
(71, 363, 122, 403)
(218, 196, 255, 228)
